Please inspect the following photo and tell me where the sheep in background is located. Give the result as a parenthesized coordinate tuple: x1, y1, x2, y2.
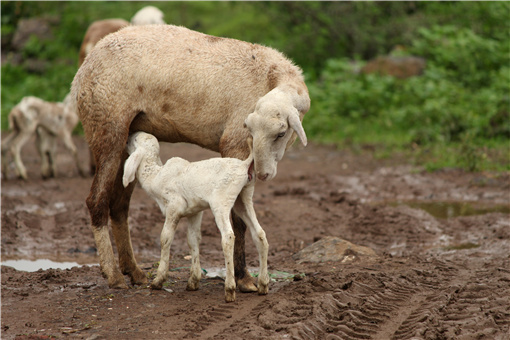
(78, 19, 129, 66)
(1, 95, 86, 180)
(123, 132, 269, 302)
(71, 24, 309, 291)
(130, 6, 165, 25)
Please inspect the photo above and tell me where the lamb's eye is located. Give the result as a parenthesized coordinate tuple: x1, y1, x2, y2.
(276, 131, 286, 140)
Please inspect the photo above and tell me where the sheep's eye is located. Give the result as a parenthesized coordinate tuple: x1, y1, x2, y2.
(275, 131, 286, 140)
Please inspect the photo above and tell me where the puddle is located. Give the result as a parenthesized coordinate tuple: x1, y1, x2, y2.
(203, 267, 298, 281)
(388, 201, 510, 219)
(1, 259, 97, 272)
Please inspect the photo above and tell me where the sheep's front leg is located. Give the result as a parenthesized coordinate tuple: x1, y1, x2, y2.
(234, 185, 269, 295)
(36, 127, 57, 179)
(151, 213, 180, 290)
(213, 209, 236, 302)
(186, 212, 203, 291)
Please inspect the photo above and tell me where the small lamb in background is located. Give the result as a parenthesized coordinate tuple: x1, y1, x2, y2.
(1, 94, 86, 180)
(123, 132, 269, 302)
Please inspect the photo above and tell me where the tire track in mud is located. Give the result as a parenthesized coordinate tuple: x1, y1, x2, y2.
(251, 257, 510, 339)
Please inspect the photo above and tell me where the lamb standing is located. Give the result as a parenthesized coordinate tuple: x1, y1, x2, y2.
(1, 95, 85, 180)
(123, 132, 268, 302)
(71, 24, 309, 291)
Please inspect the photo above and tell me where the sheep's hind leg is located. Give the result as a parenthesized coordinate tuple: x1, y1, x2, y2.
(186, 212, 203, 291)
(232, 211, 258, 293)
(110, 156, 147, 286)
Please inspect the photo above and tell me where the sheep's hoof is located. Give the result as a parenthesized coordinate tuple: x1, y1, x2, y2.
(108, 276, 129, 289)
(129, 268, 148, 286)
(237, 276, 258, 293)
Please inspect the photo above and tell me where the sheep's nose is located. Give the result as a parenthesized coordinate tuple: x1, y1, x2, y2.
(257, 173, 269, 181)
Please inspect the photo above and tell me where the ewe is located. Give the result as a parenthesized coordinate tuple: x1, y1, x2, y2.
(123, 132, 269, 302)
(71, 24, 309, 291)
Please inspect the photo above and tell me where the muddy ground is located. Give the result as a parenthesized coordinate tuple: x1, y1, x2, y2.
(1, 136, 509, 340)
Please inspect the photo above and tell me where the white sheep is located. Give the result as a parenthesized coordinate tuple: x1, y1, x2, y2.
(130, 6, 165, 26)
(1, 95, 85, 180)
(78, 18, 129, 66)
(71, 24, 309, 291)
(122, 132, 269, 302)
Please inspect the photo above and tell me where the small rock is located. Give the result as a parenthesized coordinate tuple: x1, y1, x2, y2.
(292, 236, 377, 263)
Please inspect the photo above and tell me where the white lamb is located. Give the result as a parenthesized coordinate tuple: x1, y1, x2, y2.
(122, 132, 269, 302)
(1, 94, 85, 180)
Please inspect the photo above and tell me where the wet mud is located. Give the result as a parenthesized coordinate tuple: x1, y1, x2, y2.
(2, 136, 509, 339)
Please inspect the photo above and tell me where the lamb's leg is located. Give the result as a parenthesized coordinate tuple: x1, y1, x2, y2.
(213, 208, 236, 302)
(232, 211, 258, 293)
(36, 127, 57, 179)
(109, 153, 147, 286)
(234, 185, 269, 295)
(10, 125, 35, 180)
(186, 212, 203, 291)
(152, 210, 182, 289)
(1, 131, 17, 178)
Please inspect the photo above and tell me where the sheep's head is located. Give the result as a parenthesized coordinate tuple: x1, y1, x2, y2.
(244, 88, 307, 181)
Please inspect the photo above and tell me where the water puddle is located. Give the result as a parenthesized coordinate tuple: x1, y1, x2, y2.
(1, 259, 97, 272)
(387, 201, 510, 219)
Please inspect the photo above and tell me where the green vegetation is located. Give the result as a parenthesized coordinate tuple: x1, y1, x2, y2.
(2, 1, 509, 171)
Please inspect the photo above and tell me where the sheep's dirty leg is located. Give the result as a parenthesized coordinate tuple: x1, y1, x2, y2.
(215, 210, 236, 302)
(186, 213, 203, 291)
(87, 170, 127, 289)
(110, 158, 147, 286)
(234, 187, 269, 295)
(232, 211, 258, 293)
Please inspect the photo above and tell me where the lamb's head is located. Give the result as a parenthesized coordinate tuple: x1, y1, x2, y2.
(244, 88, 307, 181)
(123, 132, 160, 187)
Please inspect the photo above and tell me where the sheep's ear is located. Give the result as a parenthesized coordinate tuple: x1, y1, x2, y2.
(123, 149, 143, 187)
(288, 108, 307, 147)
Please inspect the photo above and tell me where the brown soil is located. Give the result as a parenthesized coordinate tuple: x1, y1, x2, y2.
(2, 136, 509, 340)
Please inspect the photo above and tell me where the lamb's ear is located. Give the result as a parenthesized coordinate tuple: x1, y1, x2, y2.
(123, 149, 143, 187)
(288, 107, 307, 147)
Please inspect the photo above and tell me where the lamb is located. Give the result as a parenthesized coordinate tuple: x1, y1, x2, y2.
(70, 24, 309, 291)
(122, 132, 269, 302)
(130, 6, 165, 26)
(1, 95, 85, 180)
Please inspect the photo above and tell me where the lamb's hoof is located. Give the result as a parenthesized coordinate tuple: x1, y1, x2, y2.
(258, 284, 269, 295)
(237, 276, 258, 293)
(186, 281, 200, 291)
(225, 290, 236, 303)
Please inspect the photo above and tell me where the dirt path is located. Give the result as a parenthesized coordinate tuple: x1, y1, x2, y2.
(2, 136, 509, 339)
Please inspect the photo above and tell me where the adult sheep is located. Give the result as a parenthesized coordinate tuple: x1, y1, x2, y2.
(70, 24, 310, 291)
